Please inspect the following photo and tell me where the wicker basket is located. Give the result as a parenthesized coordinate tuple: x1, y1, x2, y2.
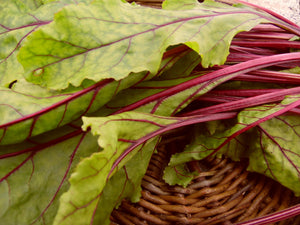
(110, 0, 300, 224)
(110, 131, 300, 225)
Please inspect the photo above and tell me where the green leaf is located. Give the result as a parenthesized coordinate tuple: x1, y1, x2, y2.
(54, 110, 236, 224)
(100, 73, 214, 116)
(90, 137, 159, 225)
(0, 71, 147, 145)
(0, 0, 44, 87)
(165, 95, 300, 195)
(163, 163, 197, 187)
(0, 0, 93, 87)
(53, 112, 177, 225)
(162, 0, 200, 10)
(18, 0, 269, 89)
(0, 126, 99, 225)
(0, 45, 187, 145)
(96, 49, 203, 116)
(96, 50, 244, 117)
(281, 66, 300, 74)
(248, 114, 300, 196)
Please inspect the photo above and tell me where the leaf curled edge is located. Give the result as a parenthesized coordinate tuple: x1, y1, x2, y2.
(19, 0, 268, 89)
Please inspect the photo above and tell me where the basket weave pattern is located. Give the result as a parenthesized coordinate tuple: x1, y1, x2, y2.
(111, 137, 299, 225)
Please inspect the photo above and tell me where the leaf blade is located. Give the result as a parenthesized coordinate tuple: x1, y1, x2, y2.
(54, 111, 236, 225)
(248, 114, 300, 196)
(53, 112, 177, 225)
(166, 95, 300, 194)
(0, 45, 187, 145)
(0, 0, 94, 87)
(0, 127, 99, 225)
(19, 0, 270, 89)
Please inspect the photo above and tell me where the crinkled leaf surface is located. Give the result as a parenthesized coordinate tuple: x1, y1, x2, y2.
(0, 126, 99, 225)
(0, 0, 93, 87)
(53, 112, 178, 225)
(18, 0, 269, 89)
(163, 163, 197, 187)
(0, 0, 47, 87)
(54, 111, 235, 225)
(0, 43, 188, 145)
(163, 120, 249, 186)
(0, 71, 150, 145)
(166, 95, 300, 193)
(248, 114, 300, 196)
(90, 137, 159, 225)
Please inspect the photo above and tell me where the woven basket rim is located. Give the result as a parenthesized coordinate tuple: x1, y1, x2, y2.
(111, 130, 300, 225)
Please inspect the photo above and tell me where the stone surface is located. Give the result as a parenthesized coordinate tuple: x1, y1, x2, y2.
(243, 0, 300, 25)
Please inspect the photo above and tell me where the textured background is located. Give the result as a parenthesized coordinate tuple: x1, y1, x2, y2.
(242, 0, 300, 25)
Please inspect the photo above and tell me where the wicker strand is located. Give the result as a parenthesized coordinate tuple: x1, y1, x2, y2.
(111, 140, 299, 224)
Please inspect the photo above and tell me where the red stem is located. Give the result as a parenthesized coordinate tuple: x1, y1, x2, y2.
(235, 204, 300, 225)
(181, 86, 300, 116)
(108, 112, 237, 178)
(232, 40, 300, 49)
(233, 74, 300, 84)
(210, 89, 283, 97)
(113, 52, 300, 114)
